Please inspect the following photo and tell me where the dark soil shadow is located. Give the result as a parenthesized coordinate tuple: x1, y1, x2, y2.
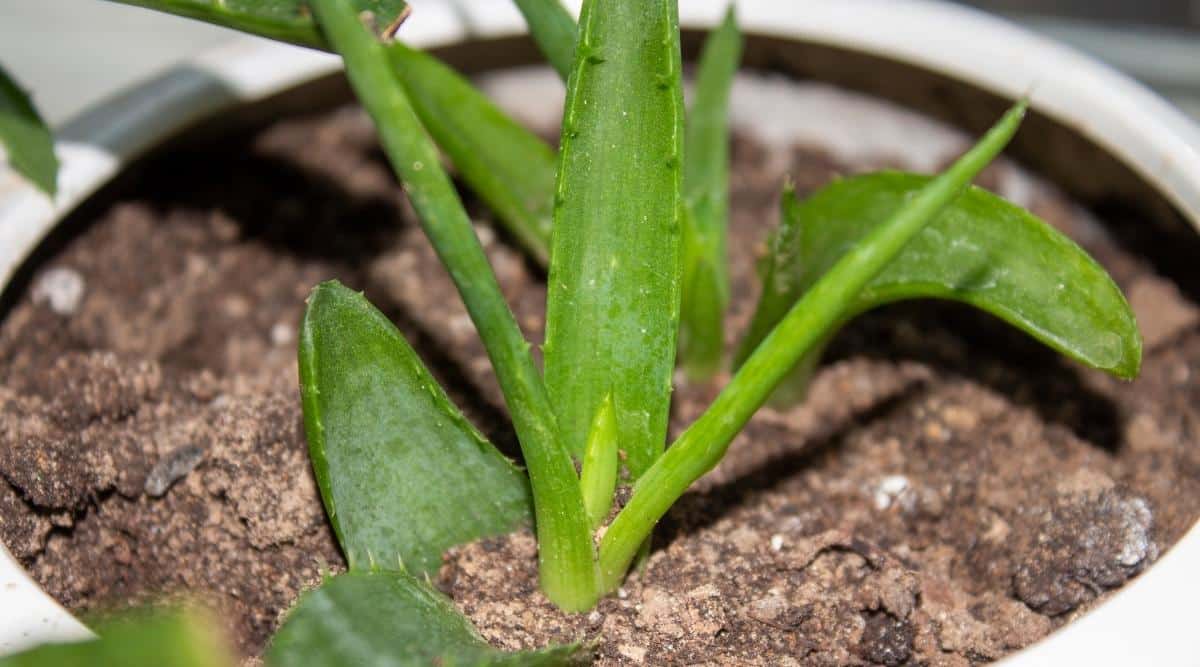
(822, 300, 1126, 452)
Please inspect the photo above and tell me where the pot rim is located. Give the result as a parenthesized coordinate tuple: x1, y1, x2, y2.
(0, 0, 1196, 663)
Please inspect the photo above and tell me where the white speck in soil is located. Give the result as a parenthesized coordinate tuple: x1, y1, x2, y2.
(270, 322, 294, 346)
(31, 266, 85, 316)
(873, 474, 910, 510)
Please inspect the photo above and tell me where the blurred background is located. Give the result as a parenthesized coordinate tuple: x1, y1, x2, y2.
(1, 0, 1199, 124)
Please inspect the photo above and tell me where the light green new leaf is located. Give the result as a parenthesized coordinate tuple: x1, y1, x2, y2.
(388, 42, 556, 265)
(267, 570, 583, 667)
(737, 172, 1142, 380)
(543, 0, 686, 480)
(513, 0, 577, 81)
(678, 8, 742, 378)
(0, 608, 233, 667)
(106, 0, 408, 50)
(299, 281, 532, 574)
(0, 64, 57, 196)
(312, 0, 596, 610)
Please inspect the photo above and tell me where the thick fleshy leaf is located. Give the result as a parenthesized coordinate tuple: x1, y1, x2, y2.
(513, 0, 577, 81)
(543, 0, 686, 480)
(299, 281, 532, 574)
(0, 64, 57, 196)
(266, 570, 583, 667)
(678, 8, 742, 378)
(387, 42, 556, 265)
(738, 172, 1142, 379)
(108, 0, 408, 49)
(0, 608, 232, 667)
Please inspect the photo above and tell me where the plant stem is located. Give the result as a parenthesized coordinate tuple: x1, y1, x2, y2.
(597, 101, 1028, 590)
(310, 0, 597, 611)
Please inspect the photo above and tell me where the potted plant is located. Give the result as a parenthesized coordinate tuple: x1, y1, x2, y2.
(1, 0, 1197, 664)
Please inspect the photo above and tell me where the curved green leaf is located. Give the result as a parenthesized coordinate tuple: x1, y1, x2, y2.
(544, 0, 686, 480)
(513, 0, 577, 81)
(299, 281, 532, 574)
(266, 570, 583, 667)
(737, 172, 1141, 379)
(0, 64, 56, 196)
(106, 0, 408, 50)
(0, 608, 232, 667)
(387, 42, 556, 265)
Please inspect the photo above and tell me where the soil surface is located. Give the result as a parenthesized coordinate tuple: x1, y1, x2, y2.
(2, 78, 1199, 664)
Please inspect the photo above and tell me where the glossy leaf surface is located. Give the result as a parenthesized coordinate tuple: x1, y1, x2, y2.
(0, 64, 57, 196)
(299, 281, 532, 574)
(738, 172, 1142, 379)
(543, 0, 686, 480)
(267, 570, 582, 667)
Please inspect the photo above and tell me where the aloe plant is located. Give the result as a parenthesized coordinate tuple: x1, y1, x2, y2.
(0, 0, 1145, 664)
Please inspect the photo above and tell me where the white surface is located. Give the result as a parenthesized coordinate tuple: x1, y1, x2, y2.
(0, 543, 90, 655)
(0, 0, 1198, 663)
(0, 2, 234, 126)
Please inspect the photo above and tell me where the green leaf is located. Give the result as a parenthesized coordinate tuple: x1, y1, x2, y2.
(678, 7, 742, 379)
(106, 0, 408, 50)
(267, 570, 583, 667)
(513, 0, 577, 82)
(737, 172, 1142, 380)
(311, 0, 597, 609)
(0, 608, 233, 667)
(544, 0, 686, 481)
(299, 281, 532, 574)
(387, 42, 556, 265)
(0, 64, 57, 196)
(599, 103, 1031, 590)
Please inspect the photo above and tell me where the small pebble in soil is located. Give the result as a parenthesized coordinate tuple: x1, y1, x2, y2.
(31, 266, 86, 315)
(270, 322, 295, 346)
(144, 444, 206, 497)
(873, 474, 910, 510)
(1013, 488, 1157, 615)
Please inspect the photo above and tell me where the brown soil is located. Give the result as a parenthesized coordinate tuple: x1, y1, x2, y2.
(1, 92, 1198, 665)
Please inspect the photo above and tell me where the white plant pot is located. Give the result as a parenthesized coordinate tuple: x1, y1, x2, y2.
(1, 0, 1197, 664)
